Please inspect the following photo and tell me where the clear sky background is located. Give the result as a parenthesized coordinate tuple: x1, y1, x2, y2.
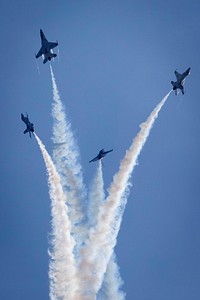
(0, 1, 199, 299)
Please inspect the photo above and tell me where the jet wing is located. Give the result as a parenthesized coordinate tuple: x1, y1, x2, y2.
(48, 42, 58, 50)
(104, 149, 113, 154)
(89, 155, 100, 163)
(174, 70, 182, 81)
(21, 114, 25, 122)
(21, 114, 28, 124)
(182, 68, 190, 79)
(36, 47, 44, 58)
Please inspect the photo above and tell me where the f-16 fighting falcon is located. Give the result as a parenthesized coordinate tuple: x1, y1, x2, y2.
(89, 149, 113, 163)
(21, 113, 34, 138)
(35, 29, 58, 64)
(171, 68, 190, 95)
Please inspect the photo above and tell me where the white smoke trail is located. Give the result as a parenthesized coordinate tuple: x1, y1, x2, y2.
(78, 91, 171, 298)
(98, 254, 125, 300)
(34, 133, 78, 300)
(36, 58, 40, 75)
(50, 65, 87, 245)
(87, 161, 125, 299)
(98, 192, 128, 300)
(88, 160, 105, 227)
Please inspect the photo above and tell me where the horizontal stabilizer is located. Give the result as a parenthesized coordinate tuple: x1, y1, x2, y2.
(43, 58, 48, 64)
(24, 129, 29, 134)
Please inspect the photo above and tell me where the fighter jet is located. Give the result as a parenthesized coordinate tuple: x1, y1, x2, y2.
(35, 29, 58, 64)
(171, 67, 190, 95)
(21, 113, 34, 138)
(89, 149, 113, 163)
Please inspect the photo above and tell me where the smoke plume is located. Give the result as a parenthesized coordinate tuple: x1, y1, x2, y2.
(50, 65, 87, 246)
(34, 133, 78, 300)
(78, 91, 171, 297)
(88, 160, 105, 227)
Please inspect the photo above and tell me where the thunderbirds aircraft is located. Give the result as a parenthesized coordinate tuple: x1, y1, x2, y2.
(171, 67, 190, 95)
(21, 113, 34, 138)
(35, 29, 58, 64)
(89, 149, 113, 163)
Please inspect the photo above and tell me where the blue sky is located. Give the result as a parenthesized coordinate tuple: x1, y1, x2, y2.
(0, 1, 200, 299)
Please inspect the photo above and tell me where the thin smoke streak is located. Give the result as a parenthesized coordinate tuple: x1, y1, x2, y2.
(34, 133, 78, 300)
(36, 58, 40, 75)
(78, 91, 171, 297)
